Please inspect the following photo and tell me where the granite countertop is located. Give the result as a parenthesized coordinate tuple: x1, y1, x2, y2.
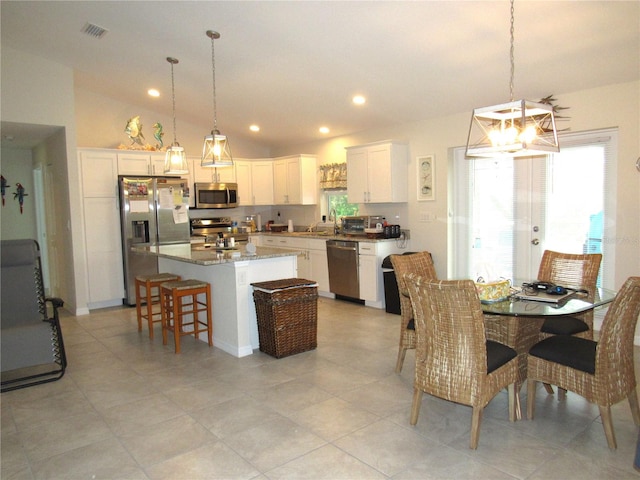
(133, 243, 302, 266)
(254, 231, 405, 243)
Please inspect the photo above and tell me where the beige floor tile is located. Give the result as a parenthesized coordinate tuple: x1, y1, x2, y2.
(145, 441, 259, 480)
(266, 444, 387, 479)
(223, 416, 326, 472)
(190, 394, 282, 438)
(289, 397, 380, 441)
(100, 392, 184, 436)
(119, 414, 216, 467)
(334, 418, 439, 477)
(247, 379, 333, 415)
(19, 412, 113, 463)
(30, 437, 139, 479)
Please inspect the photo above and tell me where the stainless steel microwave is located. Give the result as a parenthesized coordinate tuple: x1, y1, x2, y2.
(194, 183, 239, 209)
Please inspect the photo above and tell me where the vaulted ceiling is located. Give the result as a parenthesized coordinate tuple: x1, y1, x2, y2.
(2, 1, 638, 150)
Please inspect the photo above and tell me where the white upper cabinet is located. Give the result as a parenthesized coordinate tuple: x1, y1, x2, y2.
(79, 150, 118, 197)
(193, 158, 236, 184)
(116, 151, 176, 176)
(273, 155, 317, 205)
(346, 141, 408, 203)
(235, 159, 274, 206)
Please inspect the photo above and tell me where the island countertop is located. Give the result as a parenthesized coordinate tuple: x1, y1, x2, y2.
(133, 243, 302, 266)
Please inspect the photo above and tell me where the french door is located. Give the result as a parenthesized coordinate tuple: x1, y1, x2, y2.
(451, 128, 616, 288)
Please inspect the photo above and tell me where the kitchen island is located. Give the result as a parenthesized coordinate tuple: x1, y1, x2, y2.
(133, 243, 301, 357)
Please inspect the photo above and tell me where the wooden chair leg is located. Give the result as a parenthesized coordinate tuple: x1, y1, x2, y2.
(395, 346, 407, 373)
(508, 383, 516, 422)
(599, 405, 617, 449)
(527, 379, 537, 420)
(161, 290, 169, 346)
(543, 383, 555, 394)
(470, 407, 483, 449)
(628, 390, 640, 426)
(410, 388, 423, 425)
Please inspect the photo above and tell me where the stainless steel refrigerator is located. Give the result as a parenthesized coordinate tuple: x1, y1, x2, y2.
(119, 175, 190, 305)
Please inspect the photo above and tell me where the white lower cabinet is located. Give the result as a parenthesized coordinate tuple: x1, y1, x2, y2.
(358, 242, 379, 302)
(358, 241, 407, 308)
(307, 239, 330, 294)
(259, 235, 330, 294)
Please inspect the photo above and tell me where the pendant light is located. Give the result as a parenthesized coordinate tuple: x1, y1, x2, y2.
(163, 57, 189, 174)
(201, 30, 233, 168)
(465, 0, 559, 158)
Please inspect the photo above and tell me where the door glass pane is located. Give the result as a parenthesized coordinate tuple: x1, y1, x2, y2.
(543, 146, 605, 255)
(470, 158, 515, 281)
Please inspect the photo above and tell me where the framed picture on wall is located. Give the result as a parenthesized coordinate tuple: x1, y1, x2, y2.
(417, 155, 435, 201)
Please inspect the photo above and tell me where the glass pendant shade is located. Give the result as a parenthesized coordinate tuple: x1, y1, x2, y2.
(201, 130, 233, 167)
(466, 100, 559, 158)
(164, 143, 189, 174)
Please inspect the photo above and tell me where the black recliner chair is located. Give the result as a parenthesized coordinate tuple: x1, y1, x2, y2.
(1, 239, 67, 392)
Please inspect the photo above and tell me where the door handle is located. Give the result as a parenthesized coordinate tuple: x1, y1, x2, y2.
(531, 238, 540, 245)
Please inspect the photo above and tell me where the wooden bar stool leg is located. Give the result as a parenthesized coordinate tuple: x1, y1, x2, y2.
(206, 285, 213, 347)
(145, 281, 155, 339)
(135, 279, 143, 331)
(161, 287, 169, 346)
(173, 289, 181, 354)
(192, 292, 200, 341)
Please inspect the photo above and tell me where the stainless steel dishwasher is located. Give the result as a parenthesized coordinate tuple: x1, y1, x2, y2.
(326, 239, 360, 299)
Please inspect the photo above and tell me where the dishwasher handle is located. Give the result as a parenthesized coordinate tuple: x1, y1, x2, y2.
(328, 244, 358, 252)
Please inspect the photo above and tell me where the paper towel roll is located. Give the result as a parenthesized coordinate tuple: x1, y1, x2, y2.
(288, 219, 294, 232)
(257, 214, 262, 232)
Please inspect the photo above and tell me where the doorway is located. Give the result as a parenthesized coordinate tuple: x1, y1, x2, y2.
(451, 128, 617, 288)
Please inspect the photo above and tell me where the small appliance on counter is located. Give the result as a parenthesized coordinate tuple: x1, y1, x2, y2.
(191, 216, 249, 244)
(341, 215, 384, 236)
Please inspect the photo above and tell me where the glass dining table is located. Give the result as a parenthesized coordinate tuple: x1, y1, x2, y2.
(481, 286, 617, 418)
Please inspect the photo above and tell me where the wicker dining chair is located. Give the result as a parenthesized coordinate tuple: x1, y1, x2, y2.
(389, 252, 437, 373)
(405, 274, 518, 449)
(537, 250, 602, 340)
(527, 276, 640, 449)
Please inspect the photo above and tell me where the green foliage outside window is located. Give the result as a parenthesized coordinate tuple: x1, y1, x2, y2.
(327, 192, 359, 218)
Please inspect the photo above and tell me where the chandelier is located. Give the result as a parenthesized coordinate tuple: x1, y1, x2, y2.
(201, 30, 233, 168)
(163, 57, 189, 174)
(465, 0, 559, 158)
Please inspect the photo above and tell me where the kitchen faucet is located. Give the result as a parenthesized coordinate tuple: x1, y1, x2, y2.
(329, 208, 340, 235)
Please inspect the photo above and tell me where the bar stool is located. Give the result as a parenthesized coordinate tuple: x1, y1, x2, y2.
(160, 279, 212, 354)
(135, 272, 182, 339)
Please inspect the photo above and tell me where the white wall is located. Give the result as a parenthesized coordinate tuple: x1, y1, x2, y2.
(1, 46, 85, 314)
(0, 148, 37, 240)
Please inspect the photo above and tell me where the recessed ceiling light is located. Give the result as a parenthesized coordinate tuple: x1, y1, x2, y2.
(319, 127, 330, 134)
(352, 95, 366, 105)
(148, 89, 160, 97)
(249, 125, 260, 132)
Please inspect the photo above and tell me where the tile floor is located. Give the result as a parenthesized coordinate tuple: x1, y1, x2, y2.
(2, 297, 639, 479)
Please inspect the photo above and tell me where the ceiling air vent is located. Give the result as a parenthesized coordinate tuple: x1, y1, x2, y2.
(81, 22, 109, 39)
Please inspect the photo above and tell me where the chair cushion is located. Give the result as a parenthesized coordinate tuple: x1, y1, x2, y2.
(529, 335, 597, 374)
(540, 316, 589, 335)
(486, 340, 517, 373)
(407, 318, 415, 330)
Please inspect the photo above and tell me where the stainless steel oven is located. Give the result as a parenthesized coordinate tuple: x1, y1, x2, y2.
(194, 183, 239, 209)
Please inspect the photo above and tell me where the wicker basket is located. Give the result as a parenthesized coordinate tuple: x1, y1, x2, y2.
(252, 278, 318, 358)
